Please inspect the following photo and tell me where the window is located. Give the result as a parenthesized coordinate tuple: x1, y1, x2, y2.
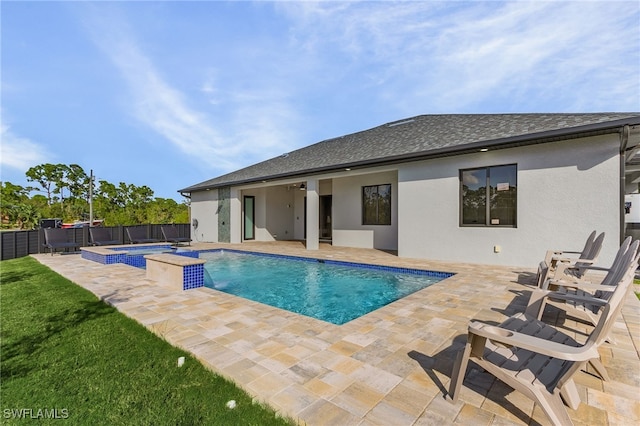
(460, 164, 517, 227)
(362, 184, 391, 225)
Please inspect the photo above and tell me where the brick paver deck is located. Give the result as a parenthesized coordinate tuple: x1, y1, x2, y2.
(34, 241, 640, 425)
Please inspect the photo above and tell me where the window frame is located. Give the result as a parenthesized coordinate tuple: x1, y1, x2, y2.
(459, 164, 517, 228)
(362, 183, 392, 226)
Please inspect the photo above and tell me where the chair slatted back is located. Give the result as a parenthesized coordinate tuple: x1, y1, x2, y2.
(44, 228, 69, 244)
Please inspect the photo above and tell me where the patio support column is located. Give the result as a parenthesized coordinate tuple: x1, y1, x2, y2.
(229, 188, 241, 244)
(305, 179, 319, 250)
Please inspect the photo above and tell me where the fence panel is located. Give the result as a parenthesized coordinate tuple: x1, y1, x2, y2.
(0, 224, 190, 261)
(0, 231, 16, 260)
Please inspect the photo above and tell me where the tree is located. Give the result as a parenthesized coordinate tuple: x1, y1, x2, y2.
(7, 164, 188, 227)
(57, 164, 90, 220)
(1, 181, 30, 206)
(25, 163, 64, 205)
(66, 164, 89, 200)
(147, 197, 189, 224)
(1, 181, 37, 229)
(14, 204, 40, 230)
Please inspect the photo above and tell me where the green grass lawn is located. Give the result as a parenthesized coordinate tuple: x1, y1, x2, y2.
(1, 257, 295, 425)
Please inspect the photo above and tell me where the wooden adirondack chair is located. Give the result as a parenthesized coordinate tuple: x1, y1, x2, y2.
(448, 241, 638, 425)
(533, 238, 637, 327)
(537, 231, 605, 288)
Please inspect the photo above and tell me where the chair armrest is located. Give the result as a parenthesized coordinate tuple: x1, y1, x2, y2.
(545, 260, 598, 286)
(468, 321, 599, 361)
(544, 249, 581, 264)
(574, 265, 611, 272)
(525, 288, 607, 317)
(546, 250, 581, 257)
(540, 270, 593, 290)
(547, 279, 616, 293)
(542, 291, 609, 305)
(551, 256, 596, 265)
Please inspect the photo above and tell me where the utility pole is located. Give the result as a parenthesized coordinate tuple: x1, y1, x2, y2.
(89, 169, 94, 226)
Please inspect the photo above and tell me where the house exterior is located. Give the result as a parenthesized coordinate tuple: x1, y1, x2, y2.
(179, 113, 640, 267)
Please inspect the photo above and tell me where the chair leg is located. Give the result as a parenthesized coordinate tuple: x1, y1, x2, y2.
(447, 341, 472, 403)
(559, 378, 581, 410)
(536, 263, 544, 287)
(534, 389, 575, 426)
(525, 289, 548, 320)
(587, 358, 610, 381)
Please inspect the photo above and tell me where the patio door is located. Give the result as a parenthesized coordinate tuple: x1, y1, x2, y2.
(303, 195, 332, 240)
(319, 195, 332, 240)
(244, 196, 255, 240)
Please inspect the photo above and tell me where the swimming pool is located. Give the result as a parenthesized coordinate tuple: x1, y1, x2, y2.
(200, 250, 452, 325)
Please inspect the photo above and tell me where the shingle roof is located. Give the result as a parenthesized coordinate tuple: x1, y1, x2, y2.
(180, 113, 640, 192)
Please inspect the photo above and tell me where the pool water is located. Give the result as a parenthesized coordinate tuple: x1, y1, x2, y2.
(200, 251, 451, 325)
(125, 247, 176, 255)
(111, 245, 175, 255)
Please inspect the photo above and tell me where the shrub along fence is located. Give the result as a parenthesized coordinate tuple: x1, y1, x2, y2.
(0, 224, 191, 261)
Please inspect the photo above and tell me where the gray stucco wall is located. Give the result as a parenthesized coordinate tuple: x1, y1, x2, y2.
(397, 134, 621, 267)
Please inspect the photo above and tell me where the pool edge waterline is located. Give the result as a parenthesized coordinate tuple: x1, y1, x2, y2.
(200, 248, 455, 279)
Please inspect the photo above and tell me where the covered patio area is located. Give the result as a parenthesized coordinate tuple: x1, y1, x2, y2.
(35, 242, 640, 425)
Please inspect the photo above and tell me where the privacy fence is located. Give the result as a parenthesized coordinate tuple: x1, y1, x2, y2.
(0, 224, 191, 261)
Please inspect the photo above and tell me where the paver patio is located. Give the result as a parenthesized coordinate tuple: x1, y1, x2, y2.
(34, 241, 640, 425)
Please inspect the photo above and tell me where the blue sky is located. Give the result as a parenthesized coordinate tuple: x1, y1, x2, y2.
(2, 1, 639, 201)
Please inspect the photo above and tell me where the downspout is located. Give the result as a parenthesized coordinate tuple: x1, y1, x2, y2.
(620, 125, 630, 245)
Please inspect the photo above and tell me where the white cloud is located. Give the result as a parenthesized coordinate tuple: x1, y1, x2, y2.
(79, 5, 297, 174)
(200, 73, 221, 106)
(424, 1, 640, 110)
(83, 16, 234, 166)
(0, 123, 51, 172)
(278, 1, 640, 113)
